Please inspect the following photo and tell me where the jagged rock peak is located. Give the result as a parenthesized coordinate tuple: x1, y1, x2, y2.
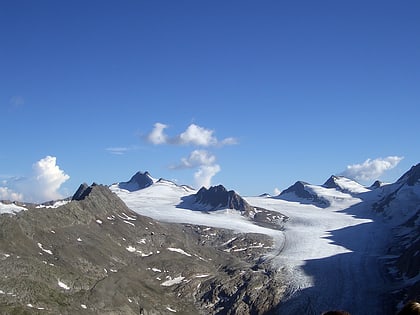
(371, 180, 384, 189)
(397, 163, 420, 186)
(195, 185, 251, 211)
(279, 181, 312, 199)
(323, 175, 344, 188)
(72, 183, 94, 201)
(118, 171, 154, 191)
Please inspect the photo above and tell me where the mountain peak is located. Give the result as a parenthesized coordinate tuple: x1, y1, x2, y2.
(397, 163, 420, 186)
(194, 185, 251, 211)
(118, 171, 154, 191)
(323, 175, 369, 194)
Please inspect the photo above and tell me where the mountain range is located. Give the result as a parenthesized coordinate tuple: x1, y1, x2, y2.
(0, 164, 419, 314)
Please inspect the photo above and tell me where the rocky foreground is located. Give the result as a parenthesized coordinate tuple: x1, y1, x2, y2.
(0, 184, 285, 314)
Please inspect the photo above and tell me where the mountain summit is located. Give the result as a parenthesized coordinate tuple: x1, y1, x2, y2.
(118, 171, 154, 191)
(194, 185, 252, 212)
(397, 163, 420, 186)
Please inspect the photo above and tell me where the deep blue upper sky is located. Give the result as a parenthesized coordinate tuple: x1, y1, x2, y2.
(1, 1, 419, 201)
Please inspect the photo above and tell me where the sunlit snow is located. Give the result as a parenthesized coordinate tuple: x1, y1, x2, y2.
(0, 202, 27, 215)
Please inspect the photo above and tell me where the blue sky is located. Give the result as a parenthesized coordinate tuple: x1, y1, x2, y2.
(1, 1, 419, 202)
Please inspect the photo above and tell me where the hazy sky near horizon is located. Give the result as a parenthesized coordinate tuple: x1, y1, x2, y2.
(1, 1, 419, 202)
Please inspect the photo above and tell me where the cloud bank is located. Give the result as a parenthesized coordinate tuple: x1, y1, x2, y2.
(0, 156, 70, 203)
(147, 123, 236, 188)
(341, 156, 404, 182)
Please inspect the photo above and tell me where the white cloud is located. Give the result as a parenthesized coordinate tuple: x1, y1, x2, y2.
(171, 150, 220, 188)
(147, 122, 168, 145)
(0, 156, 70, 203)
(175, 124, 217, 146)
(273, 187, 281, 196)
(194, 164, 221, 189)
(146, 123, 237, 147)
(146, 122, 236, 188)
(0, 187, 23, 201)
(172, 150, 216, 169)
(341, 156, 404, 182)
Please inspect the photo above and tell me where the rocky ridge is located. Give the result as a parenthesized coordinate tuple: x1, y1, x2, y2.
(0, 184, 285, 314)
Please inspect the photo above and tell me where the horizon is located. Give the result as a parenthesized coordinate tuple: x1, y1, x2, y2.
(1, 1, 419, 202)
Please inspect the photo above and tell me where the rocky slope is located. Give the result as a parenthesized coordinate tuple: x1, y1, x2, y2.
(0, 184, 285, 314)
(373, 164, 420, 304)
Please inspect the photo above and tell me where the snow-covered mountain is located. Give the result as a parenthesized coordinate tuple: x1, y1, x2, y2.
(322, 175, 370, 194)
(1, 165, 419, 314)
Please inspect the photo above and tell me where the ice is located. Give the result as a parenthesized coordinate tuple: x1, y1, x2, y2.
(81, 304, 87, 309)
(167, 247, 192, 257)
(96, 219, 103, 225)
(166, 306, 177, 312)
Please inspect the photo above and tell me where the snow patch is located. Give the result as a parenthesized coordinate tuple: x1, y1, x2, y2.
(161, 276, 185, 287)
(0, 202, 27, 214)
(167, 247, 192, 257)
(126, 246, 136, 253)
(58, 280, 70, 290)
(37, 243, 53, 255)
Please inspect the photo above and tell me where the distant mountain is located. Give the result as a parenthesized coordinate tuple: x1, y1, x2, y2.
(194, 185, 253, 212)
(323, 175, 370, 194)
(177, 185, 288, 230)
(276, 181, 330, 207)
(117, 171, 155, 191)
(370, 180, 385, 189)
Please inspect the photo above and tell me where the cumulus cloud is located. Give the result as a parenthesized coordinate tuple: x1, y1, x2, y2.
(147, 122, 168, 145)
(0, 156, 70, 203)
(194, 164, 221, 189)
(146, 123, 237, 147)
(0, 187, 23, 201)
(341, 156, 404, 182)
(171, 150, 221, 188)
(175, 124, 217, 146)
(172, 150, 217, 169)
(146, 122, 236, 188)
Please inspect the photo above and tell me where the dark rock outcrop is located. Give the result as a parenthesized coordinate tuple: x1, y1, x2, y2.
(277, 181, 329, 208)
(194, 185, 253, 212)
(370, 180, 384, 189)
(279, 181, 313, 199)
(118, 171, 154, 191)
(71, 182, 91, 200)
